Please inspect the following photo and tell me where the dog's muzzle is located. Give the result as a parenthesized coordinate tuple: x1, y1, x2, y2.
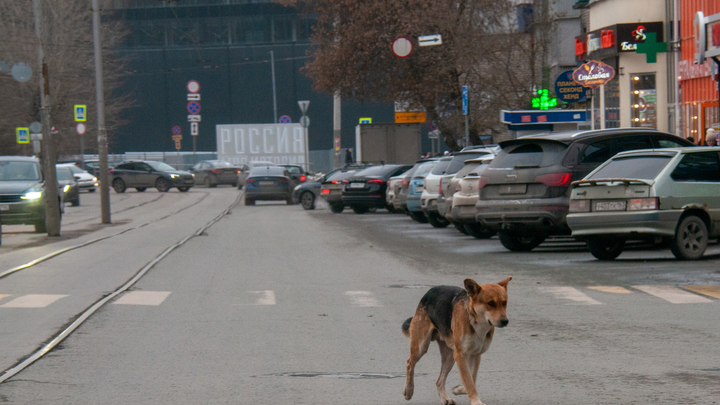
(498, 318, 509, 328)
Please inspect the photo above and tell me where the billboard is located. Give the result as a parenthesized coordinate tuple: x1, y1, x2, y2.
(216, 123, 306, 165)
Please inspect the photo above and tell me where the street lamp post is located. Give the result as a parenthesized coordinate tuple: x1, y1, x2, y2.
(298, 100, 310, 172)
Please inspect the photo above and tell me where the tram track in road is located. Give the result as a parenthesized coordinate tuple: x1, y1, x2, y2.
(0, 190, 244, 384)
(0, 190, 212, 280)
(60, 192, 167, 227)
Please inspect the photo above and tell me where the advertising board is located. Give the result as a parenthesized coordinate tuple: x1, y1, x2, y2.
(216, 123, 307, 166)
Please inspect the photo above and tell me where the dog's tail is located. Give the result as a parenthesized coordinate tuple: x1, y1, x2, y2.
(401, 317, 413, 337)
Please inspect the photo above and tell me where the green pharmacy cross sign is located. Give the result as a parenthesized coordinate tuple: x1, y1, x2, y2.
(532, 89, 558, 110)
(636, 32, 666, 63)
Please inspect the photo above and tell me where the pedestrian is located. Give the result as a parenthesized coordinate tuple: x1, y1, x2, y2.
(705, 129, 717, 146)
(345, 148, 354, 165)
(685, 136, 695, 145)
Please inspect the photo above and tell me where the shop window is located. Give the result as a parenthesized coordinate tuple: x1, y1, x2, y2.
(604, 76, 620, 128)
(630, 73, 656, 128)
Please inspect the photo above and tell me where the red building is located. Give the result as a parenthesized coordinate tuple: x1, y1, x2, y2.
(679, 0, 720, 144)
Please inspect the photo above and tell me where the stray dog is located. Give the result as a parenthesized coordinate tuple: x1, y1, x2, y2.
(402, 277, 512, 405)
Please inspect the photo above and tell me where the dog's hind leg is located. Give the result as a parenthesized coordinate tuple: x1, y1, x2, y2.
(404, 309, 434, 401)
(435, 339, 456, 405)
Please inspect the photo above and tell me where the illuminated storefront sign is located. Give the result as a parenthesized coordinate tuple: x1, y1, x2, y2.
(573, 60, 616, 89)
(575, 22, 664, 62)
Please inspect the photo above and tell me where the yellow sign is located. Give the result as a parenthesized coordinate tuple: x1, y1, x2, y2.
(359, 117, 372, 124)
(16, 127, 30, 144)
(74, 105, 87, 122)
(395, 112, 427, 124)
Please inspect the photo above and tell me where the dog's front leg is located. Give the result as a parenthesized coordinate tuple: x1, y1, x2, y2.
(435, 340, 456, 405)
(453, 350, 485, 405)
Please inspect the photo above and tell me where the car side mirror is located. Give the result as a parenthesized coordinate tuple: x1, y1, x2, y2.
(73, 175, 81, 180)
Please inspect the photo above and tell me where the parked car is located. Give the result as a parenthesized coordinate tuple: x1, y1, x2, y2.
(190, 160, 240, 187)
(320, 169, 363, 213)
(341, 164, 413, 214)
(419, 156, 454, 227)
(292, 168, 346, 210)
(436, 146, 500, 223)
(237, 161, 276, 190)
(475, 128, 694, 252)
(244, 166, 293, 205)
(56, 165, 80, 207)
(443, 157, 492, 234)
(568, 147, 720, 260)
(57, 163, 97, 192)
(0, 156, 60, 233)
(110, 160, 195, 193)
(397, 159, 438, 213)
(451, 156, 495, 238)
(406, 160, 439, 222)
(280, 164, 308, 189)
(387, 169, 412, 213)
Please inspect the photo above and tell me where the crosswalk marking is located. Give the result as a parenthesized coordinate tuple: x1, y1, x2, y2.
(587, 286, 632, 294)
(683, 286, 720, 299)
(632, 286, 712, 304)
(248, 290, 276, 305)
(113, 291, 171, 306)
(0, 294, 68, 308)
(539, 287, 603, 305)
(345, 291, 382, 307)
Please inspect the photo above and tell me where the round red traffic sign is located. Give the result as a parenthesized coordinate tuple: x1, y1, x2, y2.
(392, 37, 413, 58)
(187, 101, 201, 114)
(172, 125, 182, 135)
(76, 123, 86, 135)
(187, 80, 200, 93)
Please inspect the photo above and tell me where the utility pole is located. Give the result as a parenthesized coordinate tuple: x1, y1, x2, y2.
(92, 0, 111, 224)
(333, 92, 341, 168)
(270, 50, 278, 123)
(33, 0, 61, 236)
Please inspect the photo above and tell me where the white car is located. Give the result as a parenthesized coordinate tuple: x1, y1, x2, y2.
(57, 163, 97, 192)
(420, 156, 453, 227)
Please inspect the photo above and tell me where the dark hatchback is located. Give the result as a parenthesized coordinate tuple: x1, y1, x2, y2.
(190, 160, 240, 187)
(110, 160, 195, 193)
(244, 166, 293, 205)
(475, 128, 694, 252)
(341, 164, 413, 214)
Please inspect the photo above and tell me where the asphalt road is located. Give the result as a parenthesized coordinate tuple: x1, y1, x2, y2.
(1, 188, 719, 404)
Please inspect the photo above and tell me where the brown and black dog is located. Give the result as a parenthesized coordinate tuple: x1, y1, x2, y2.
(402, 277, 512, 405)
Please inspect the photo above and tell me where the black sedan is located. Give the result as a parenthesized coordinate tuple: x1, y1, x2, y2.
(190, 160, 240, 187)
(110, 160, 195, 193)
(341, 164, 413, 214)
(244, 166, 293, 205)
(292, 168, 348, 210)
(56, 165, 80, 207)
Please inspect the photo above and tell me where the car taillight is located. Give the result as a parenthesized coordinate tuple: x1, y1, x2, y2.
(439, 180, 443, 196)
(627, 197, 658, 211)
(569, 199, 590, 212)
(343, 180, 350, 184)
(401, 179, 409, 187)
(246, 178, 256, 183)
(331, 180, 339, 184)
(423, 179, 427, 189)
(109, 169, 115, 174)
(368, 179, 383, 184)
(321, 189, 330, 195)
(535, 172, 572, 187)
(300, 175, 306, 182)
(278, 178, 289, 183)
(478, 177, 489, 189)
(454, 183, 462, 194)
(211, 169, 223, 174)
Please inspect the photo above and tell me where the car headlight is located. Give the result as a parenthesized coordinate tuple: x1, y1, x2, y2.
(191, 173, 195, 177)
(93, 177, 97, 182)
(170, 174, 179, 179)
(63, 185, 70, 193)
(21, 191, 43, 200)
(294, 185, 301, 191)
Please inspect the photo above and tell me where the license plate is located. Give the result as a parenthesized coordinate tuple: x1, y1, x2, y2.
(350, 183, 365, 188)
(0, 204, 9, 211)
(595, 201, 626, 211)
(498, 184, 527, 194)
(259, 181, 275, 186)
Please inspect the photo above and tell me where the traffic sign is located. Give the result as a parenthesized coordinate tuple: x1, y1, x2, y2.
(418, 34, 442, 47)
(74, 105, 87, 122)
(359, 117, 372, 124)
(428, 129, 441, 139)
(29, 121, 41, 133)
(395, 112, 427, 123)
(172, 125, 182, 135)
(76, 123, 86, 135)
(191, 122, 199, 136)
(51, 126, 58, 134)
(462, 86, 468, 115)
(16, 128, 29, 144)
(187, 102, 201, 114)
(279, 115, 292, 123)
(429, 121, 438, 131)
(298, 100, 310, 114)
(392, 37, 413, 58)
(187, 80, 200, 93)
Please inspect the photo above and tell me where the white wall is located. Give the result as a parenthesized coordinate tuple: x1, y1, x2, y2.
(589, 0, 665, 30)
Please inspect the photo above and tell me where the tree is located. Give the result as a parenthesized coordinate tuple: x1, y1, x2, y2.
(279, 0, 548, 148)
(0, 0, 131, 158)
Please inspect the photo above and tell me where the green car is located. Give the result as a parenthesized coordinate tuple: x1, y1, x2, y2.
(568, 147, 720, 260)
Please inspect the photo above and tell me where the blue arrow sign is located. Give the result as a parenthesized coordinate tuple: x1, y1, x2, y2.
(462, 86, 468, 116)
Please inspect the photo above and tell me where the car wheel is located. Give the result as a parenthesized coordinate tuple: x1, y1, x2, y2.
(156, 178, 171, 192)
(352, 205, 369, 214)
(245, 198, 255, 206)
(300, 191, 316, 210)
(671, 215, 708, 260)
(330, 204, 344, 214)
(136, 187, 147, 192)
(586, 237, 625, 260)
(34, 220, 47, 233)
(178, 187, 190, 192)
(498, 231, 546, 252)
(427, 212, 450, 228)
(454, 222, 469, 235)
(464, 223, 496, 239)
(409, 211, 428, 223)
(112, 179, 126, 193)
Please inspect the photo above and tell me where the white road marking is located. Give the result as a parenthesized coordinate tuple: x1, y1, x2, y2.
(248, 290, 276, 305)
(587, 286, 632, 294)
(113, 291, 172, 306)
(0, 294, 68, 308)
(539, 287, 603, 305)
(683, 286, 720, 299)
(632, 286, 712, 304)
(345, 291, 382, 307)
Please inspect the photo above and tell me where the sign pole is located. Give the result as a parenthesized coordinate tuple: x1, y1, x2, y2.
(92, 0, 111, 224)
(462, 85, 469, 146)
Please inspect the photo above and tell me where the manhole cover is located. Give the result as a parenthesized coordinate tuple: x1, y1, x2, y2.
(278, 372, 400, 379)
(387, 284, 432, 289)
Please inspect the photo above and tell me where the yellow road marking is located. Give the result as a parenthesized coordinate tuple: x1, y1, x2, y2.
(683, 286, 720, 299)
(587, 286, 632, 294)
(0, 294, 11, 301)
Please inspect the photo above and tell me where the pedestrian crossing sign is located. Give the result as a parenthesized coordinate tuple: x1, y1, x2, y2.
(16, 127, 29, 144)
(74, 105, 87, 122)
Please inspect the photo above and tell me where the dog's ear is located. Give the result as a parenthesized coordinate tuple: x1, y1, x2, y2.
(497, 276, 513, 289)
(464, 279, 482, 296)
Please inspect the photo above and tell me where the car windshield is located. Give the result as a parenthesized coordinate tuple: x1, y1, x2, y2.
(430, 159, 452, 175)
(0, 161, 41, 181)
(354, 165, 399, 177)
(147, 161, 177, 172)
(327, 170, 357, 181)
(56, 167, 73, 181)
(413, 161, 438, 178)
(64, 165, 83, 174)
(446, 152, 492, 174)
(589, 156, 674, 180)
(212, 161, 234, 168)
(284, 166, 302, 174)
(250, 167, 286, 177)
